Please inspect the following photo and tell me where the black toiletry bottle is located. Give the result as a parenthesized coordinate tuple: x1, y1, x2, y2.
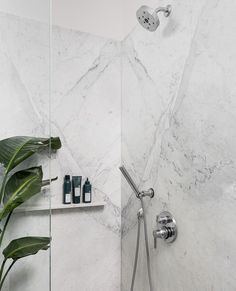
(63, 175, 71, 204)
(82, 178, 92, 203)
(72, 176, 82, 204)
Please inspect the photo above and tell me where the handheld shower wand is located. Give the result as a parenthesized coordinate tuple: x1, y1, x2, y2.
(119, 165, 154, 291)
(119, 165, 154, 199)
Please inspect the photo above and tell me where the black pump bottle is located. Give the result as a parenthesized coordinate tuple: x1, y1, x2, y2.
(63, 175, 71, 204)
(82, 178, 92, 203)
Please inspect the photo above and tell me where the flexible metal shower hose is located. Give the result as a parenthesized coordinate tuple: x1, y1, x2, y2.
(130, 197, 153, 291)
(130, 212, 141, 291)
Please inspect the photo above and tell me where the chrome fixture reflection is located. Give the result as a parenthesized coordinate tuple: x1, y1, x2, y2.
(136, 5, 172, 31)
(153, 211, 177, 247)
(119, 166, 154, 199)
(137, 208, 144, 219)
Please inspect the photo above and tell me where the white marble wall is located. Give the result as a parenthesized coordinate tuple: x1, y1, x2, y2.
(0, 12, 121, 291)
(2, 0, 236, 290)
(50, 27, 121, 291)
(121, 0, 236, 290)
(0, 12, 51, 291)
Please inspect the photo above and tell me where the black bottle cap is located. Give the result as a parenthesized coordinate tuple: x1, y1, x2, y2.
(85, 178, 90, 184)
(65, 175, 70, 180)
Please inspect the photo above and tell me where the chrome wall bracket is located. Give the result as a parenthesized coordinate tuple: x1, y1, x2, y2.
(139, 188, 154, 199)
(119, 166, 154, 199)
(153, 211, 177, 247)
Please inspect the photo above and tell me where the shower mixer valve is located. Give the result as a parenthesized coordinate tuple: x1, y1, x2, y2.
(153, 211, 177, 247)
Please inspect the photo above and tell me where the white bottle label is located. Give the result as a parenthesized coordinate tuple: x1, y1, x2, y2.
(85, 192, 91, 202)
(65, 193, 71, 203)
(75, 187, 81, 197)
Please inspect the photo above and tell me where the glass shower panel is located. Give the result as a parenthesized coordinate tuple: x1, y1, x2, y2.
(0, 1, 51, 290)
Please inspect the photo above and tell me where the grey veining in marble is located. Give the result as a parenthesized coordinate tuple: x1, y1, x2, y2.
(121, 0, 236, 290)
(51, 25, 121, 291)
(1, 0, 236, 290)
(0, 11, 51, 291)
(0, 12, 121, 291)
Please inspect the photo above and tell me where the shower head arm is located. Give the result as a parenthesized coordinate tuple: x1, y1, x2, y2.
(155, 5, 172, 17)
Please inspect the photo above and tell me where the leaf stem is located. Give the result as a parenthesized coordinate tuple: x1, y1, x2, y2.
(0, 175, 7, 204)
(0, 259, 17, 290)
(0, 212, 13, 248)
(0, 259, 6, 283)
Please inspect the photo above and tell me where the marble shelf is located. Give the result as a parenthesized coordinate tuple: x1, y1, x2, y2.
(12, 202, 106, 213)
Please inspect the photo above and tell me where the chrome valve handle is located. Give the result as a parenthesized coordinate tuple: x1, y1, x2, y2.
(153, 211, 177, 247)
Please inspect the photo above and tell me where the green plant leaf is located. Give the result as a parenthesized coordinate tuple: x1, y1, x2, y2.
(0, 167, 43, 220)
(0, 136, 61, 202)
(3, 237, 50, 260)
(0, 136, 61, 174)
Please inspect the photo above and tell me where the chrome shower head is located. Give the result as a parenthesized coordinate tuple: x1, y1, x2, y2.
(136, 5, 172, 32)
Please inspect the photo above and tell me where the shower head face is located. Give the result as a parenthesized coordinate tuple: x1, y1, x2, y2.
(136, 5, 160, 32)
